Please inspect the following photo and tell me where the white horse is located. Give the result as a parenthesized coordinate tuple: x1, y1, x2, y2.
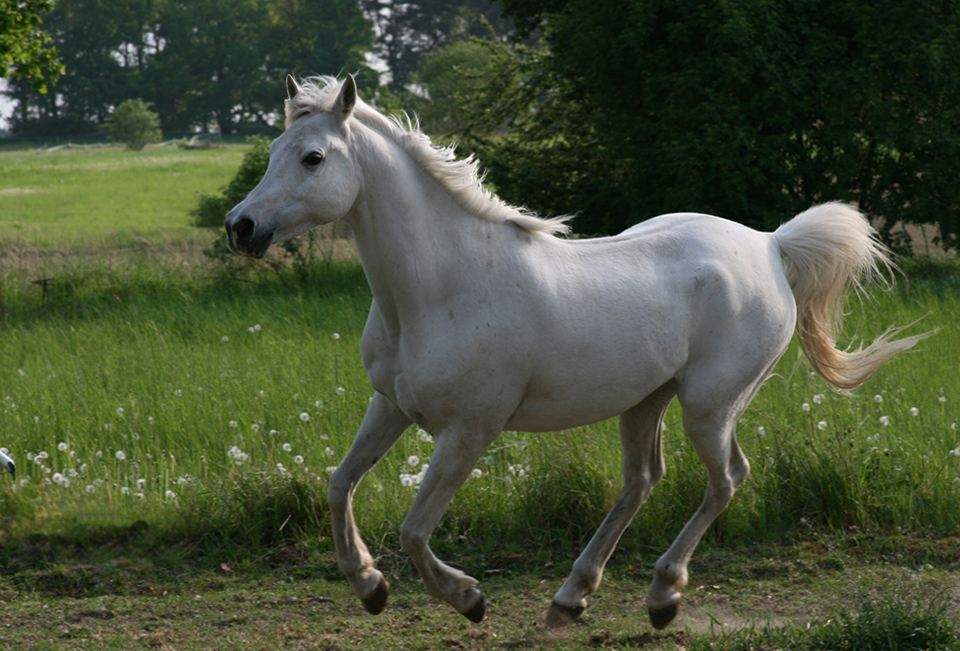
(225, 74, 923, 629)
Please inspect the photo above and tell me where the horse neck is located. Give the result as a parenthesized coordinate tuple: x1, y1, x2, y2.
(347, 129, 503, 317)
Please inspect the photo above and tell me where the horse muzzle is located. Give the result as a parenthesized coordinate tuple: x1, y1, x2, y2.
(225, 214, 274, 258)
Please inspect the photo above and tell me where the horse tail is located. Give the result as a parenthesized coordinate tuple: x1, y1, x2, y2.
(773, 202, 926, 392)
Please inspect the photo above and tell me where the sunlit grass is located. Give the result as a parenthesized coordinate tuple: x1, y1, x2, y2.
(1, 251, 958, 557)
(0, 145, 248, 248)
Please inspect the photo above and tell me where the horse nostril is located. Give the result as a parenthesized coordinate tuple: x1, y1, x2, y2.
(234, 217, 254, 237)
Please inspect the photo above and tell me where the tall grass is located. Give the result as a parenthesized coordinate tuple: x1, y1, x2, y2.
(2, 249, 958, 560)
(2, 146, 959, 562)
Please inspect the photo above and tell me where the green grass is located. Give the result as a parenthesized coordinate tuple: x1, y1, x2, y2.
(1, 146, 959, 649)
(0, 145, 249, 248)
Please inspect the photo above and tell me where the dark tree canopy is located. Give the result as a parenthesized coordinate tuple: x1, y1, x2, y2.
(487, 0, 960, 248)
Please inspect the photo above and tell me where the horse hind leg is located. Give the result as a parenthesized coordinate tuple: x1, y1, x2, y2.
(547, 381, 678, 629)
(645, 385, 756, 629)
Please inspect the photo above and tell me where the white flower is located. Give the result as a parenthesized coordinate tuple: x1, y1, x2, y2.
(251, 423, 260, 431)
(817, 421, 827, 430)
(121, 487, 131, 495)
(909, 407, 919, 416)
(880, 416, 890, 426)
(332, 333, 340, 340)
(874, 394, 883, 403)
(470, 468, 482, 479)
(115, 450, 127, 461)
(400, 474, 414, 487)
(938, 396, 946, 403)
(165, 490, 176, 500)
(418, 429, 433, 443)
(325, 466, 338, 475)
(325, 447, 334, 456)
(229, 420, 238, 428)
(137, 478, 147, 490)
(282, 443, 292, 452)
(117, 407, 124, 416)
(314, 399, 324, 408)
(299, 412, 310, 422)
(86, 485, 95, 494)
(813, 394, 824, 405)
(757, 426, 765, 437)
(57, 442, 68, 452)
(222, 336, 229, 342)
(336, 387, 346, 396)
(407, 455, 420, 467)
(52, 472, 63, 484)
(801, 403, 811, 412)
(294, 455, 304, 464)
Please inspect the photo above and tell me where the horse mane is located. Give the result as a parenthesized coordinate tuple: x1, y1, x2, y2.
(285, 76, 572, 237)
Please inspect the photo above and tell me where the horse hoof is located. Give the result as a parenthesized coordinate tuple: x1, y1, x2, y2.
(545, 602, 585, 629)
(361, 577, 390, 615)
(461, 590, 485, 623)
(648, 603, 679, 630)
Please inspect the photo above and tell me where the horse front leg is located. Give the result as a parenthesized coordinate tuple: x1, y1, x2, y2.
(399, 430, 493, 622)
(328, 392, 411, 614)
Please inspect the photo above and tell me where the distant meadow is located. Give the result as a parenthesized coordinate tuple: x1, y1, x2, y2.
(1, 145, 959, 558)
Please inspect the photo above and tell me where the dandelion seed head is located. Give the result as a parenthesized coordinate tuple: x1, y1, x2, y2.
(86, 485, 95, 494)
(874, 395, 883, 403)
(165, 490, 176, 500)
(57, 442, 68, 452)
(802, 403, 811, 412)
(115, 450, 127, 461)
(325, 447, 334, 456)
(332, 333, 340, 340)
(336, 387, 346, 396)
(229, 420, 238, 428)
(817, 421, 827, 430)
(294, 455, 304, 464)
(282, 443, 292, 452)
(222, 336, 229, 342)
(407, 455, 420, 467)
(299, 412, 310, 422)
(470, 468, 482, 479)
(909, 407, 919, 416)
(880, 416, 890, 426)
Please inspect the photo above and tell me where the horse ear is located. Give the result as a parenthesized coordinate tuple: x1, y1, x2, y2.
(286, 74, 302, 100)
(335, 74, 357, 121)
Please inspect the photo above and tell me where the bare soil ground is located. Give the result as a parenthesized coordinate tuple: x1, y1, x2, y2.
(2, 536, 958, 650)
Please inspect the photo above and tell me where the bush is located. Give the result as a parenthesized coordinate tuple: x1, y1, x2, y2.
(105, 99, 163, 150)
(191, 136, 271, 229)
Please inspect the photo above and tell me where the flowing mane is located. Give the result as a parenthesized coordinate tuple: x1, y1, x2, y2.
(285, 76, 572, 236)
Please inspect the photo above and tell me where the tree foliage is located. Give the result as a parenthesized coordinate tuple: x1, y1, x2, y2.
(0, 0, 62, 92)
(106, 98, 162, 150)
(5, 0, 375, 136)
(486, 0, 960, 248)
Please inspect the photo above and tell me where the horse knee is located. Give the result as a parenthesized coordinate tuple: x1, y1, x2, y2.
(327, 469, 351, 514)
(399, 524, 426, 557)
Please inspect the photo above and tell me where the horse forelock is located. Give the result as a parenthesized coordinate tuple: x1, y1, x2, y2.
(285, 76, 572, 237)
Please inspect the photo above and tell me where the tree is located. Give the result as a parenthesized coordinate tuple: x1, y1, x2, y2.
(106, 98, 162, 149)
(490, 0, 960, 247)
(0, 0, 62, 93)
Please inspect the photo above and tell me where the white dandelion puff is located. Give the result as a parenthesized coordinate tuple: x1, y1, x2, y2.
(801, 403, 811, 412)
(57, 442, 68, 452)
(115, 450, 127, 461)
(282, 443, 292, 452)
(880, 416, 890, 426)
(909, 407, 919, 417)
(299, 412, 310, 422)
(407, 455, 420, 467)
(294, 455, 304, 464)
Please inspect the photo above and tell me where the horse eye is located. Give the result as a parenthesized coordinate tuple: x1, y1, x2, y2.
(302, 151, 324, 167)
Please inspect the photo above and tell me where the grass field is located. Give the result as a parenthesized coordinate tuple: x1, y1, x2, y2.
(1, 145, 958, 649)
(0, 145, 248, 248)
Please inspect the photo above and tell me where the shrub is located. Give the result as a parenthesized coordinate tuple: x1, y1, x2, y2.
(105, 99, 163, 150)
